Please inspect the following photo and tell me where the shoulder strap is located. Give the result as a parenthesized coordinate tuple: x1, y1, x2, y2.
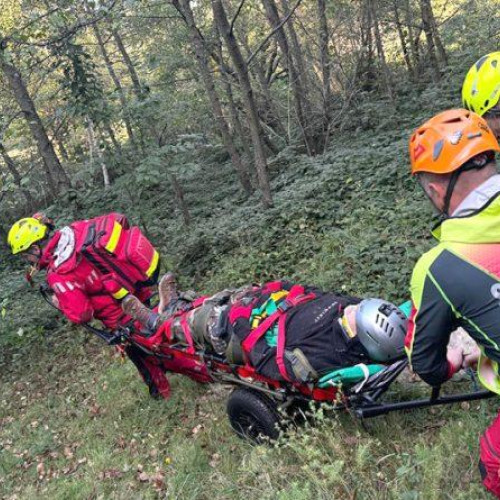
(241, 285, 316, 354)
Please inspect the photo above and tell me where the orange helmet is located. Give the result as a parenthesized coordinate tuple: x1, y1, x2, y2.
(409, 109, 500, 175)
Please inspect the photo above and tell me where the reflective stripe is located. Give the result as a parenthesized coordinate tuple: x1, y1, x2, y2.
(146, 250, 159, 277)
(105, 222, 123, 253)
(112, 288, 129, 300)
(53, 282, 66, 293)
(477, 351, 500, 395)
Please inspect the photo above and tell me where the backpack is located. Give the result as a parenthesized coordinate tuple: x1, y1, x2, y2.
(79, 213, 160, 298)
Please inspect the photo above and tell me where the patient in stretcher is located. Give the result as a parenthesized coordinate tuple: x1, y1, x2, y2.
(122, 276, 408, 384)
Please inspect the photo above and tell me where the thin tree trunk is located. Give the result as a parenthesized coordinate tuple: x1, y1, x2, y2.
(261, 0, 314, 155)
(104, 124, 122, 156)
(0, 51, 69, 195)
(170, 173, 191, 226)
(111, 28, 143, 99)
(317, 0, 331, 152)
(0, 142, 34, 209)
(419, 0, 441, 81)
(173, 0, 253, 195)
(403, 0, 420, 74)
(370, 0, 394, 101)
(242, 37, 287, 139)
(393, 0, 414, 80)
(279, 0, 310, 103)
(425, 0, 448, 66)
(212, 0, 273, 208)
(86, 117, 110, 189)
(93, 23, 137, 147)
(55, 135, 70, 161)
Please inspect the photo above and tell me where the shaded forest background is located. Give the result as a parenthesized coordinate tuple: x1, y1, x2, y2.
(1, 2, 500, 498)
(0, 0, 497, 226)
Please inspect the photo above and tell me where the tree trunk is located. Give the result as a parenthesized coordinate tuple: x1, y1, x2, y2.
(403, 0, 420, 74)
(93, 23, 137, 147)
(0, 50, 69, 195)
(279, 0, 310, 101)
(104, 124, 122, 156)
(0, 142, 34, 209)
(261, 0, 314, 155)
(170, 173, 191, 226)
(317, 0, 331, 152)
(370, 0, 394, 101)
(393, 0, 414, 80)
(86, 117, 110, 189)
(111, 28, 143, 99)
(419, 0, 441, 81)
(242, 37, 287, 140)
(55, 135, 70, 161)
(173, 0, 253, 195)
(212, 0, 273, 208)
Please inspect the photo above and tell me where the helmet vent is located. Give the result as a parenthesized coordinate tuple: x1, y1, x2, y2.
(476, 55, 488, 71)
(443, 117, 462, 124)
(492, 60, 498, 68)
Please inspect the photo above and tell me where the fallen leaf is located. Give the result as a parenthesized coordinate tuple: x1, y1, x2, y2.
(37, 462, 45, 478)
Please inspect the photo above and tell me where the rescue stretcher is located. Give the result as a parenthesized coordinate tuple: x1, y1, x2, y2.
(83, 321, 495, 443)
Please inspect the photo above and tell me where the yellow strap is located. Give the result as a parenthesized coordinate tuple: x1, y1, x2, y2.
(146, 249, 159, 277)
(105, 221, 123, 253)
(112, 287, 129, 300)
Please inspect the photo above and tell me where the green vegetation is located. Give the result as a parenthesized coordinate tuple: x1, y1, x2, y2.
(1, 0, 500, 498)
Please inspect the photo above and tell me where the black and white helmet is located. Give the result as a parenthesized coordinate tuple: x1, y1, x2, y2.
(355, 299, 408, 362)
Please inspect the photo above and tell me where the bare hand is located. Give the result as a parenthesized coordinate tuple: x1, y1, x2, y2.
(462, 345, 481, 369)
(447, 346, 464, 373)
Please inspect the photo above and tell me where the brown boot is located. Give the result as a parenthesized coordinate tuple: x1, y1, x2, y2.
(122, 295, 159, 332)
(158, 272, 179, 313)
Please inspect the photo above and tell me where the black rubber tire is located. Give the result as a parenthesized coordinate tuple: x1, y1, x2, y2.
(227, 388, 281, 443)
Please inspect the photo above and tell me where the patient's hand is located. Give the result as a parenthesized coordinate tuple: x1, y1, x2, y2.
(462, 345, 481, 369)
(447, 346, 464, 374)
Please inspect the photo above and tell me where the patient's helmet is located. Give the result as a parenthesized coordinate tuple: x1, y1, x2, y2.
(355, 299, 408, 362)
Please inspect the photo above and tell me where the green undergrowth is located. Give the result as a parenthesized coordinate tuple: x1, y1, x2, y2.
(0, 63, 497, 498)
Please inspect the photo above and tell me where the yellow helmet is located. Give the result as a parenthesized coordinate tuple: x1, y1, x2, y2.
(462, 52, 500, 116)
(7, 217, 48, 255)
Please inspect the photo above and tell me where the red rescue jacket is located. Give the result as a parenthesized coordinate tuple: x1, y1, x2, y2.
(39, 217, 152, 330)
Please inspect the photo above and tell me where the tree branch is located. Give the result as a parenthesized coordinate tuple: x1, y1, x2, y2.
(229, 0, 246, 36)
(246, 0, 302, 67)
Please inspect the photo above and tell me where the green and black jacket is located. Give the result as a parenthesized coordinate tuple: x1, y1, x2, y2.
(406, 193, 500, 392)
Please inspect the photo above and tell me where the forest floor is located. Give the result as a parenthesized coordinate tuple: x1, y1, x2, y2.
(0, 77, 497, 499)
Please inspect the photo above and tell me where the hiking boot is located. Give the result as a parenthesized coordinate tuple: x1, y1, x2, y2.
(122, 294, 159, 332)
(158, 272, 179, 313)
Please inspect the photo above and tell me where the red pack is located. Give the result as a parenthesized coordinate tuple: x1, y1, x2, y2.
(79, 213, 160, 298)
(480, 411, 500, 498)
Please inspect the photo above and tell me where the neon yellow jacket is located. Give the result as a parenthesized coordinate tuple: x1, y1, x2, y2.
(406, 193, 500, 392)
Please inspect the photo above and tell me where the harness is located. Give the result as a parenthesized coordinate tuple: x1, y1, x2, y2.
(241, 285, 316, 381)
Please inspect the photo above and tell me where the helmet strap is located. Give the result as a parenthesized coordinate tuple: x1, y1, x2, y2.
(441, 154, 493, 217)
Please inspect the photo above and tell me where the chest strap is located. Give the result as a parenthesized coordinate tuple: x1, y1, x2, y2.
(241, 286, 316, 380)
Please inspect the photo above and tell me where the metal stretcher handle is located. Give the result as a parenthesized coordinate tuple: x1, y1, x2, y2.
(354, 387, 494, 418)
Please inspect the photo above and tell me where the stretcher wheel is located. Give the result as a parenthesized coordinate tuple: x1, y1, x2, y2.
(227, 388, 281, 442)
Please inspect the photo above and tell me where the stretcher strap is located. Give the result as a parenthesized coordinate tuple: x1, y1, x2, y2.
(241, 287, 316, 353)
(276, 314, 292, 382)
(180, 315, 195, 354)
